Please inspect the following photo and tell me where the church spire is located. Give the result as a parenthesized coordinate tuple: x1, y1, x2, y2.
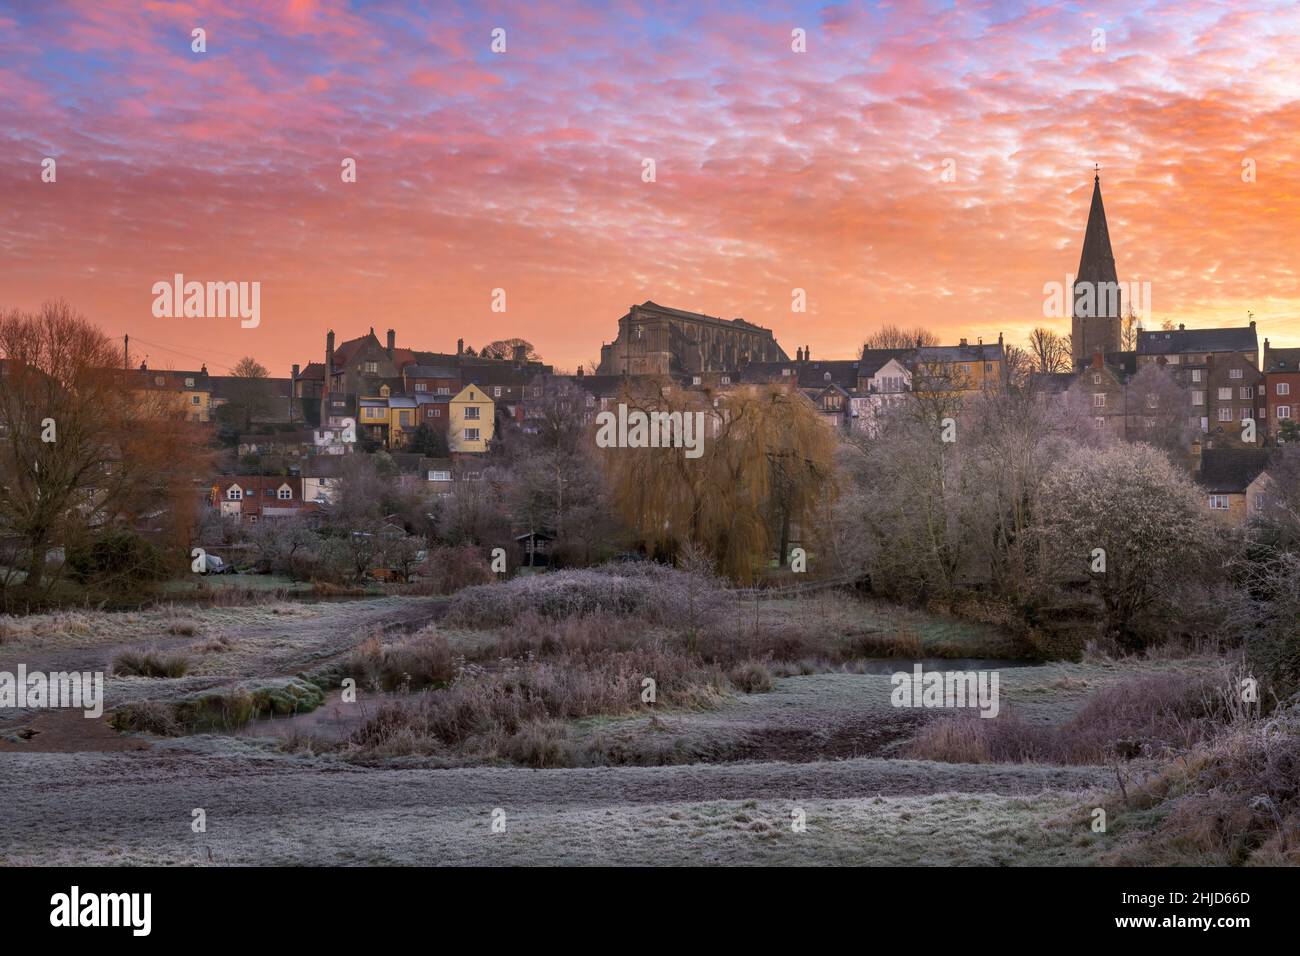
(1075, 171, 1118, 290)
(1070, 171, 1123, 369)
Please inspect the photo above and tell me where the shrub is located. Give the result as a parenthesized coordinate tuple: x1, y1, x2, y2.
(66, 531, 169, 587)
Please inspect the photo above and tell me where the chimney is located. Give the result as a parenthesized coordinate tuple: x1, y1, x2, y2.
(804, 345, 810, 361)
(1091, 349, 1104, 370)
(512, 344, 528, 364)
(201, 364, 208, 374)
(457, 338, 464, 356)
(998, 332, 1003, 346)
(1250, 319, 1257, 330)
(1178, 323, 1185, 331)
(959, 337, 968, 347)
(576, 366, 584, 378)
(322, 330, 335, 426)
(291, 363, 299, 380)
(387, 328, 395, 357)
(796, 347, 803, 362)
(139, 360, 147, 371)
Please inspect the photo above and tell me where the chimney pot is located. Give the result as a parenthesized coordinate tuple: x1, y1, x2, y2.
(457, 338, 464, 356)
(1179, 323, 1185, 331)
(387, 329, 395, 354)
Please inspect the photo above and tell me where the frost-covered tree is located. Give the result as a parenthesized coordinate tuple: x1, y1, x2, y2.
(1039, 442, 1214, 647)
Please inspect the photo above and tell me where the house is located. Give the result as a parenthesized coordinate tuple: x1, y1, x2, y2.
(131, 364, 213, 423)
(1263, 339, 1300, 439)
(1203, 350, 1267, 446)
(1195, 448, 1274, 526)
(449, 384, 494, 453)
(301, 457, 345, 505)
(211, 476, 316, 522)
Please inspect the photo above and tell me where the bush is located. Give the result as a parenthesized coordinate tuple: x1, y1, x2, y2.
(66, 532, 168, 587)
(729, 660, 774, 693)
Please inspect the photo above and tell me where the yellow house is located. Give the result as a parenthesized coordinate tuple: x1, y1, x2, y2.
(133, 367, 212, 423)
(449, 384, 494, 453)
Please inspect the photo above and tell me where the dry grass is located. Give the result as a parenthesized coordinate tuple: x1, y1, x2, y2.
(908, 669, 1247, 765)
(343, 627, 457, 692)
(112, 648, 191, 678)
(1088, 705, 1300, 865)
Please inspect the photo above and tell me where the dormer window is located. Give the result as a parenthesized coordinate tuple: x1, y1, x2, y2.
(155, 375, 165, 386)
(185, 377, 195, 387)
(278, 485, 293, 500)
(226, 487, 243, 501)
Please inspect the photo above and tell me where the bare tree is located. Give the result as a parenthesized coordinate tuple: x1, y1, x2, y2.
(863, 325, 938, 351)
(0, 301, 207, 596)
(1027, 327, 1071, 373)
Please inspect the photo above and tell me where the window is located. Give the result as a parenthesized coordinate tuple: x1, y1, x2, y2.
(364, 361, 378, 373)
(1218, 387, 1232, 401)
(1209, 495, 1230, 510)
(1144, 417, 1156, 428)
(465, 428, 480, 442)
(1146, 394, 1158, 409)
(464, 406, 480, 420)
(1192, 391, 1205, 406)
(226, 487, 242, 500)
(428, 470, 451, 482)
(1241, 407, 1252, 421)
(1094, 417, 1106, 429)
(415, 383, 427, 391)
(399, 411, 411, 426)
(720, 375, 731, 385)
(1279, 383, 1291, 396)
(781, 368, 791, 377)
(1241, 386, 1253, 399)
(437, 387, 450, 395)
(1166, 355, 1179, 365)
(493, 386, 502, 398)
(1092, 374, 1102, 385)
(1230, 368, 1243, 379)
(1280, 406, 1293, 419)
(1218, 407, 1233, 422)
(185, 377, 195, 387)
(191, 395, 200, 405)
(985, 363, 994, 373)
(1200, 417, 1209, 432)
(278, 487, 292, 500)
(247, 514, 258, 524)
(155, 375, 164, 386)
(1191, 369, 1203, 383)
(427, 407, 441, 418)
(1093, 393, 1106, 408)
(692, 376, 701, 385)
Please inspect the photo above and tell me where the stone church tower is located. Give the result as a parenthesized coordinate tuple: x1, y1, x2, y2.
(1070, 174, 1123, 369)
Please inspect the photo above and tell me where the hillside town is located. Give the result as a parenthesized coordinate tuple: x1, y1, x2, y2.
(110, 176, 1296, 549)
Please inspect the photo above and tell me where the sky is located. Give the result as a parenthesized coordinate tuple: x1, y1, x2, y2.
(1, 0, 1298, 375)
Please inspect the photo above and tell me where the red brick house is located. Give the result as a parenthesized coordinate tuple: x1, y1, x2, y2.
(1263, 340, 1300, 440)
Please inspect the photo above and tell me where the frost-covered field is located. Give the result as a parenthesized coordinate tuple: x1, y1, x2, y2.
(0, 591, 1245, 865)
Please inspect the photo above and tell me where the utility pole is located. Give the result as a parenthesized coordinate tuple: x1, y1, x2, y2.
(124, 334, 129, 370)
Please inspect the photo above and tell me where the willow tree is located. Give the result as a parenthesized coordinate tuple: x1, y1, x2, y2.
(602, 382, 836, 583)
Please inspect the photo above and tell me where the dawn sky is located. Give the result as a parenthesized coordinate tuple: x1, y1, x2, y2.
(2, 0, 1298, 374)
